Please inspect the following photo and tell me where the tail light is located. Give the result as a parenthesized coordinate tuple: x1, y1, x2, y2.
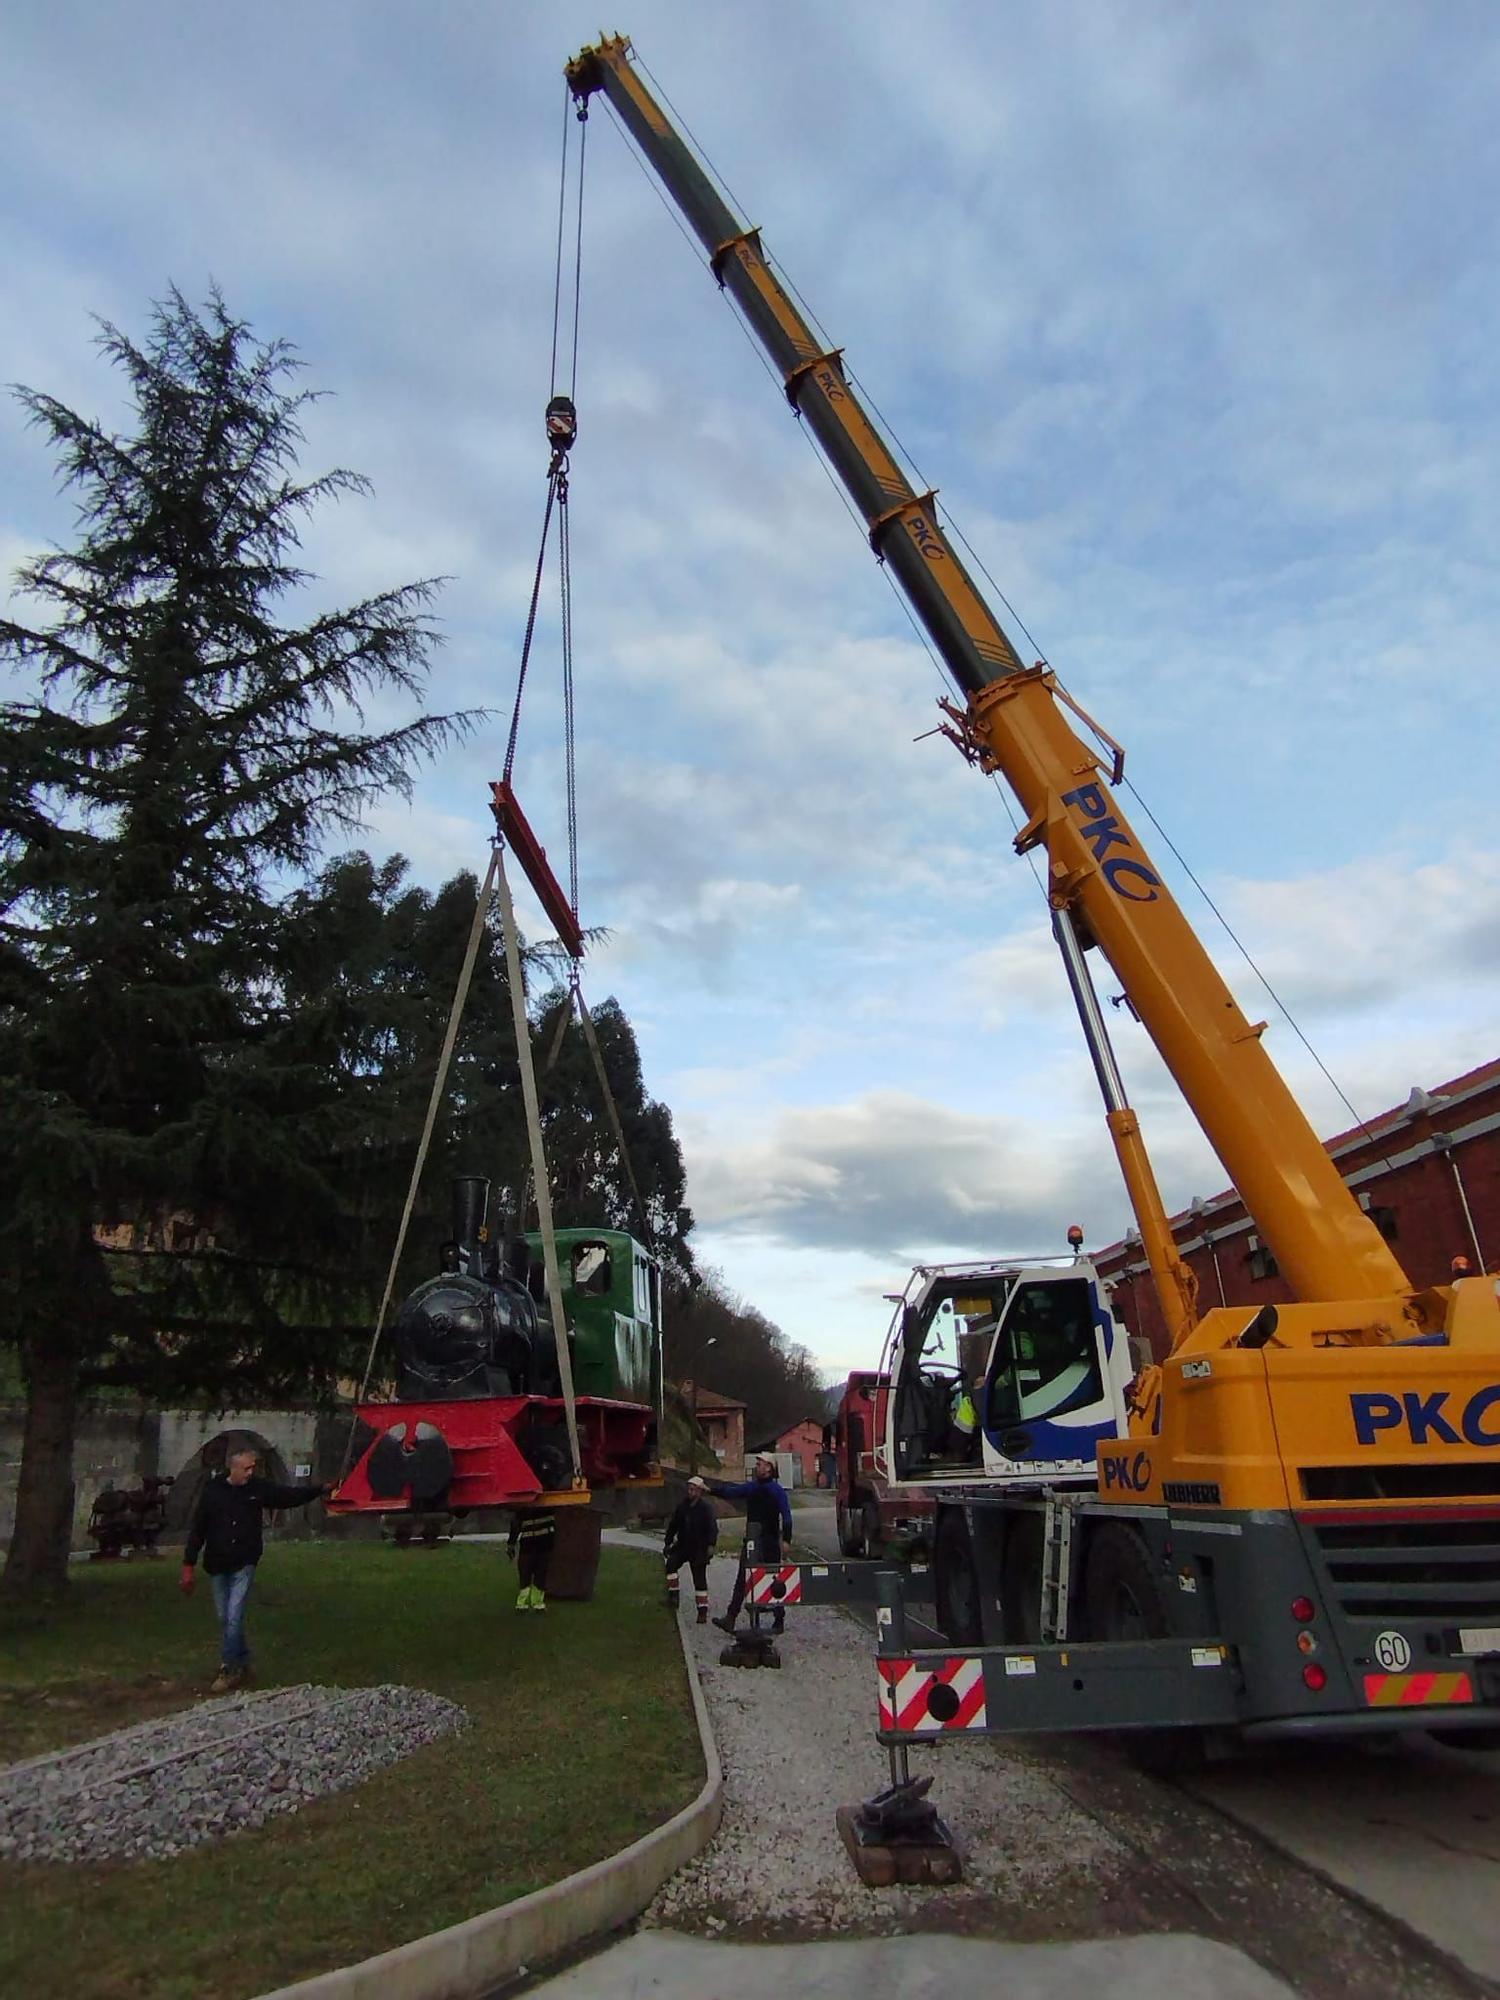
(1302, 1663, 1328, 1692)
(1291, 1596, 1315, 1622)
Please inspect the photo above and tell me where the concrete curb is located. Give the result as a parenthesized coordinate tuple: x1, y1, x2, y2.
(254, 1591, 723, 2000)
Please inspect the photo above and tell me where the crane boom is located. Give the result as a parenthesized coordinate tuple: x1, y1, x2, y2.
(566, 36, 1410, 1324)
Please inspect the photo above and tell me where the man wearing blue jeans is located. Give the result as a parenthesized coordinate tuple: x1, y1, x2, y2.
(180, 1447, 324, 1693)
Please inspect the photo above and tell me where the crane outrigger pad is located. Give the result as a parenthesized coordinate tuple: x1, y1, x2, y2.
(835, 1776, 962, 1887)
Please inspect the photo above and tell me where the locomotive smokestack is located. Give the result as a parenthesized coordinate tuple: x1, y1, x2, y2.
(451, 1177, 491, 1278)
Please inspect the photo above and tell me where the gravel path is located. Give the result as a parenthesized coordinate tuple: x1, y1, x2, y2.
(0, 1683, 467, 1864)
(643, 1545, 1124, 1938)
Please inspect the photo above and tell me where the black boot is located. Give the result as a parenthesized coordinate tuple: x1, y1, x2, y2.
(712, 1612, 737, 1633)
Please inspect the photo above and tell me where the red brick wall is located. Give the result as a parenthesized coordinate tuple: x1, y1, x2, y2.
(1095, 1062, 1500, 1357)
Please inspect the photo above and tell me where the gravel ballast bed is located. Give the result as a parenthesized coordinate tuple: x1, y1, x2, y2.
(0, 1683, 468, 1864)
(646, 1546, 1122, 1937)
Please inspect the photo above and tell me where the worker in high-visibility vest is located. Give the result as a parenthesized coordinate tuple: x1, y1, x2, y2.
(507, 1506, 557, 1612)
(950, 1385, 979, 1457)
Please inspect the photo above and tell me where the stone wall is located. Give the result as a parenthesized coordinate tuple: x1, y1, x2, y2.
(0, 1402, 347, 1554)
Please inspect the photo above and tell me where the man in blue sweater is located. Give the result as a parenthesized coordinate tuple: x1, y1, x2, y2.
(709, 1454, 794, 1634)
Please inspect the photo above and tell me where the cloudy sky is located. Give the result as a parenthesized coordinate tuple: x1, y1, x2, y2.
(5, 3, 1499, 1379)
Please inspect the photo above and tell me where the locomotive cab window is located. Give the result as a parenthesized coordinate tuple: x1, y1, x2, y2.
(572, 1242, 612, 1295)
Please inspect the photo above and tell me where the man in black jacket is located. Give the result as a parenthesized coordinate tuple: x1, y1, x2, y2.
(663, 1475, 718, 1622)
(179, 1447, 324, 1692)
(507, 1505, 558, 1612)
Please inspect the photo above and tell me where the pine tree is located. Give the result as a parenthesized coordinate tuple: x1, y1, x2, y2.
(0, 289, 471, 1602)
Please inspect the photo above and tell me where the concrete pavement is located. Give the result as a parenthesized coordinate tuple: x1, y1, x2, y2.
(518, 1929, 1295, 1997)
(1190, 1734, 1500, 1988)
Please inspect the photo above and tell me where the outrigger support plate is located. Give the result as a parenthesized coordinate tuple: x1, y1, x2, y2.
(836, 1774, 962, 1886)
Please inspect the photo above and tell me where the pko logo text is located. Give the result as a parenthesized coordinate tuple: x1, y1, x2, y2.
(1102, 1450, 1151, 1492)
(1350, 1386, 1500, 1448)
(1060, 784, 1162, 903)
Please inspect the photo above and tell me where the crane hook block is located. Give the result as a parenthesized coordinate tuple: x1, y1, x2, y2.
(546, 395, 578, 454)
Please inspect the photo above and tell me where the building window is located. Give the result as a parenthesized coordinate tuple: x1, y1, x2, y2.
(1369, 1205, 1399, 1241)
(1248, 1245, 1279, 1282)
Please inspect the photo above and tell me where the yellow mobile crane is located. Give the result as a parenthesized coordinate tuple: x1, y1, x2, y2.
(567, 36, 1500, 1746)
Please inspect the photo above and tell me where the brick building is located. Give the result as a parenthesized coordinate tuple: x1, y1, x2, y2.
(678, 1382, 745, 1477)
(751, 1418, 827, 1487)
(1096, 1058, 1500, 1358)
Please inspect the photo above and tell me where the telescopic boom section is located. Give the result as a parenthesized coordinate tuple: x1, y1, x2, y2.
(567, 36, 1411, 1316)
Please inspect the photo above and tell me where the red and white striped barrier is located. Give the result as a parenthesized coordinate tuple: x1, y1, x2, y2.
(747, 1565, 803, 1608)
(877, 1655, 988, 1734)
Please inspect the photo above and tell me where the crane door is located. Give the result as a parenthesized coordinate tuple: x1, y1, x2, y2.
(980, 1266, 1127, 1480)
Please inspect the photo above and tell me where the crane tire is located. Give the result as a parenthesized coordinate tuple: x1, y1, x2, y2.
(1084, 1523, 1204, 1776)
(935, 1507, 982, 1646)
(1083, 1524, 1168, 1642)
(1001, 1516, 1044, 1645)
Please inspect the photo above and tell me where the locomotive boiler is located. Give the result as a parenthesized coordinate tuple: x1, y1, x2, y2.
(328, 1176, 663, 1518)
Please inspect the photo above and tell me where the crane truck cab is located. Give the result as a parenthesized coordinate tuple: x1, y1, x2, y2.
(881, 1257, 1132, 1489)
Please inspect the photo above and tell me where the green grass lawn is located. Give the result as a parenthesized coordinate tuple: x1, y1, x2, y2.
(0, 1540, 702, 2000)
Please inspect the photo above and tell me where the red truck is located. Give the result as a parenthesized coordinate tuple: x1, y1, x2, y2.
(829, 1372, 934, 1560)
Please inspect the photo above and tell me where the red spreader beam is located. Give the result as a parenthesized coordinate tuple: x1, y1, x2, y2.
(490, 779, 585, 960)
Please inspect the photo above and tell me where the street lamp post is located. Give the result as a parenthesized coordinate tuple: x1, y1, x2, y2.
(688, 1336, 717, 1477)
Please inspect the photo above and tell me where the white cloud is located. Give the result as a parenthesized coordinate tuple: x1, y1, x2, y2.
(4, 0, 1499, 1364)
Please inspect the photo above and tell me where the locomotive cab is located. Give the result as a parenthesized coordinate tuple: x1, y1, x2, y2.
(329, 1178, 665, 1516)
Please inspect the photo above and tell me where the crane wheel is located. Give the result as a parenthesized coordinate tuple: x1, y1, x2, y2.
(837, 1500, 867, 1559)
(935, 1507, 982, 1646)
(1083, 1524, 1168, 1643)
(1084, 1524, 1205, 1776)
(1001, 1517, 1044, 1646)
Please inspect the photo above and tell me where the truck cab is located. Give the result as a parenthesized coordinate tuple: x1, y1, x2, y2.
(881, 1257, 1132, 1489)
(830, 1372, 934, 1557)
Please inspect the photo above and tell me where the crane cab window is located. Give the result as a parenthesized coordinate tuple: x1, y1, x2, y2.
(985, 1278, 1100, 1431)
(892, 1280, 1013, 1475)
(571, 1242, 612, 1297)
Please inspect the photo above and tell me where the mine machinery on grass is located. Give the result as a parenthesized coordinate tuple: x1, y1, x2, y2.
(565, 34, 1500, 1772)
(330, 1171, 663, 1521)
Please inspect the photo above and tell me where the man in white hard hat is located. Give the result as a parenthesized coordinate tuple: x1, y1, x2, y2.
(663, 1474, 719, 1622)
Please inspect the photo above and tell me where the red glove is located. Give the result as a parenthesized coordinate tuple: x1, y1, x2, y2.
(179, 1564, 196, 1595)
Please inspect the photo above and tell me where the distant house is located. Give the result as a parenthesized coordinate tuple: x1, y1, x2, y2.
(678, 1381, 745, 1477)
(751, 1418, 826, 1488)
